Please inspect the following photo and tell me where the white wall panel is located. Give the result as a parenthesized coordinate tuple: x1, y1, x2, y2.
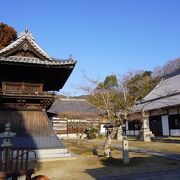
(162, 115, 169, 136)
(170, 129, 180, 136)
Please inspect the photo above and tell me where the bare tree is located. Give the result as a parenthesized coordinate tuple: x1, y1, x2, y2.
(153, 58, 180, 76)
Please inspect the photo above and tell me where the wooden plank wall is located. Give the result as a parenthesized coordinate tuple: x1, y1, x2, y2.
(0, 111, 53, 137)
(52, 117, 99, 135)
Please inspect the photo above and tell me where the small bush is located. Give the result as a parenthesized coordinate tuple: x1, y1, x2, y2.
(85, 127, 98, 139)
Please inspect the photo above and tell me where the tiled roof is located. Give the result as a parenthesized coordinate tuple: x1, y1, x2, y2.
(0, 29, 52, 60)
(0, 56, 76, 66)
(142, 72, 180, 102)
(134, 93, 180, 111)
(48, 98, 103, 115)
(134, 70, 180, 111)
(0, 29, 76, 66)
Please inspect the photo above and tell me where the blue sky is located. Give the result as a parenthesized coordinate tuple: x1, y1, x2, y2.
(1, 0, 180, 95)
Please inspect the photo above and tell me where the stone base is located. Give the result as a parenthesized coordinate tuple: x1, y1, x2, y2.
(34, 148, 71, 160)
(139, 129, 154, 142)
(57, 133, 87, 139)
(104, 148, 111, 157)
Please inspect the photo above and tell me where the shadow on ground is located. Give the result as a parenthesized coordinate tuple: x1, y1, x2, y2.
(84, 155, 180, 179)
(153, 138, 180, 144)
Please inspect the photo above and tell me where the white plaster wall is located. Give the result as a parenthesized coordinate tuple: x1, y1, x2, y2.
(57, 134, 67, 139)
(162, 115, 169, 136)
(170, 130, 180, 136)
(53, 117, 60, 120)
(125, 121, 128, 130)
(126, 130, 139, 136)
(135, 130, 140, 135)
(100, 124, 106, 135)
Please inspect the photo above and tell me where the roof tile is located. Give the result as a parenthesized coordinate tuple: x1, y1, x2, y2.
(0, 56, 76, 66)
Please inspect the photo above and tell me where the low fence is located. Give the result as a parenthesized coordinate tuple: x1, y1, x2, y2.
(0, 123, 37, 179)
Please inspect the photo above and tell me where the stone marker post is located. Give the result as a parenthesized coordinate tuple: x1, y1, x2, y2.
(122, 136, 129, 164)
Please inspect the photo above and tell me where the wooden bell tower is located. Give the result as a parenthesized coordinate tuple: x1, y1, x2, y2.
(0, 29, 76, 152)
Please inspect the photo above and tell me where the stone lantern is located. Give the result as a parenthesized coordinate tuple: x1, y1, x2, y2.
(139, 111, 154, 142)
(0, 122, 16, 147)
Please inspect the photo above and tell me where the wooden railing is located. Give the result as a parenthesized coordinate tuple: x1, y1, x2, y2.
(0, 147, 36, 180)
(0, 90, 54, 97)
(2, 82, 43, 94)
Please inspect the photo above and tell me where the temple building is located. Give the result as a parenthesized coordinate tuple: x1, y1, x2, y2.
(0, 29, 76, 158)
(126, 70, 180, 137)
(48, 98, 102, 139)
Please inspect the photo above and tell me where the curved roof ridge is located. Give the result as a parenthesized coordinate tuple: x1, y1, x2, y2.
(0, 29, 52, 60)
(18, 28, 34, 40)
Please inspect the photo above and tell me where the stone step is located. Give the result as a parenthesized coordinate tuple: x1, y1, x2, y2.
(28, 148, 71, 160)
